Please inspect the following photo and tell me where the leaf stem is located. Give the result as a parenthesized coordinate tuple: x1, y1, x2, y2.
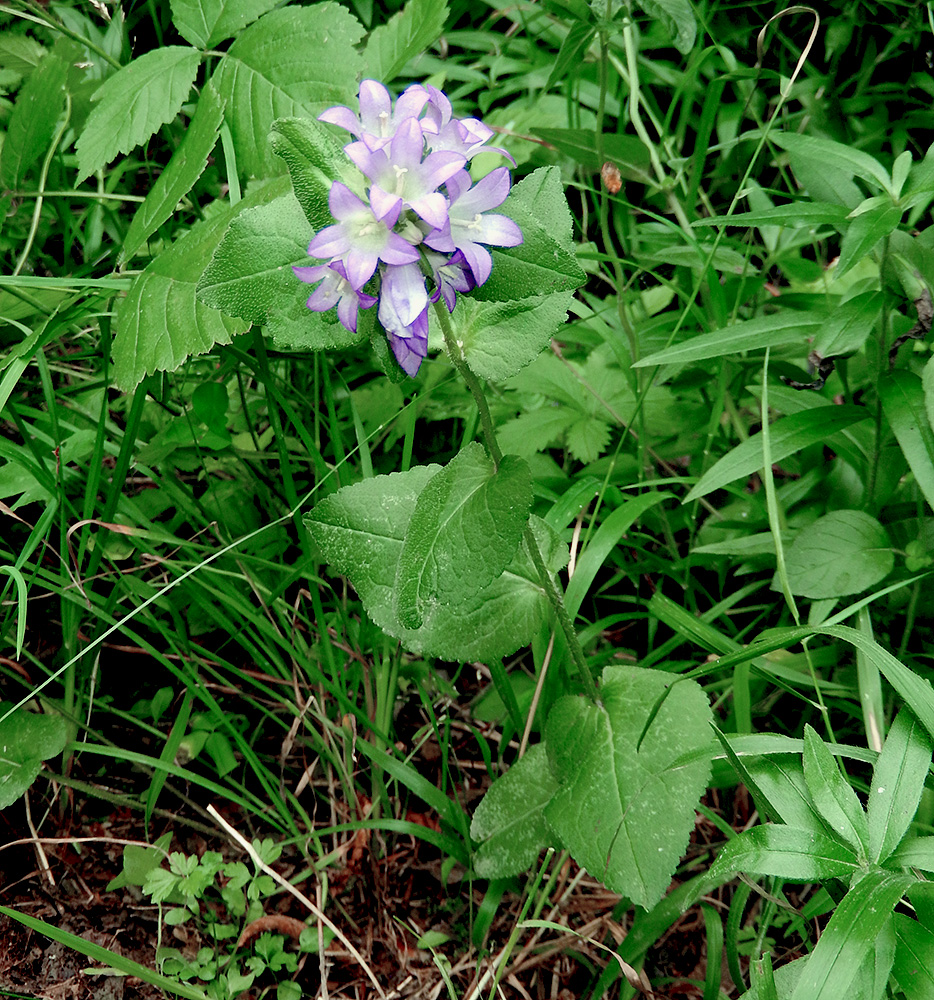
(432, 301, 599, 703)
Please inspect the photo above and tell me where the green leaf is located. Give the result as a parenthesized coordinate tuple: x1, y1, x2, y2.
(545, 21, 597, 90)
(708, 825, 860, 883)
(0, 34, 47, 75)
(738, 753, 828, 832)
(783, 511, 894, 599)
(638, 0, 697, 53)
(210, 5, 364, 177)
(169, 0, 281, 48)
(530, 128, 651, 177)
(107, 831, 172, 891)
(269, 116, 352, 231)
(770, 133, 892, 193)
(0, 49, 68, 189)
(76, 46, 202, 183)
(802, 725, 869, 857)
(0, 706, 67, 810)
(813, 290, 882, 359)
(196, 191, 313, 325)
(501, 165, 576, 253)
(867, 708, 933, 864)
(543, 667, 712, 909)
(836, 202, 903, 278)
(362, 0, 449, 81)
(470, 744, 559, 879)
(305, 468, 567, 661)
(788, 871, 912, 1000)
(887, 837, 934, 872)
(394, 444, 532, 629)
(684, 406, 870, 503)
(691, 202, 849, 229)
(457, 293, 576, 382)
(113, 190, 258, 389)
(120, 82, 227, 265)
(633, 311, 823, 369)
(879, 370, 934, 513)
(893, 913, 934, 999)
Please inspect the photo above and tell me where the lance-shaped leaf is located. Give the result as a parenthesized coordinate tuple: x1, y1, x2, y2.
(802, 725, 869, 858)
(470, 744, 559, 879)
(709, 825, 861, 883)
(121, 82, 227, 265)
(543, 667, 711, 909)
(868, 708, 933, 864)
(305, 468, 567, 662)
(363, 0, 449, 81)
(210, 5, 363, 177)
(893, 912, 934, 999)
(395, 444, 532, 629)
(76, 46, 201, 182)
(789, 870, 912, 1000)
(879, 370, 934, 514)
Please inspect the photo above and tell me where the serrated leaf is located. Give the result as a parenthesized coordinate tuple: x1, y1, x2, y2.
(113, 189, 268, 389)
(0, 35, 47, 75)
(788, 871, 912, 1000)
(470, 744, 559, 879)
(879, 370, 934, 513)
(456, 293, 576, 382)
(802, 725, 869, 857)
(708, 825, 860, 883)
(684, 406, 870, 503)
(638, 0, 697, 53)
(783, 511, 893, 599)
(121, 82, 226, 264)
(169, 0, 281, 48)
(196, 190, 316, 326)
(0, 49, 68, 189)
(363, 0, 449, 81)
(868, 709, 933, 864)
(210, 5, 364, 178)
(76, 46, 201, 183)
(633, 311, 823, 369)
(0, 706, 67, 810)
(394, 444, 532, 629)
(502, 165, 576, 253)
(565, 414, 610, 464)
(497, 407, 576, 458)
(269, 117, 351, 231)
(305, 469, 567, 661)
(543, 666, 711, 908)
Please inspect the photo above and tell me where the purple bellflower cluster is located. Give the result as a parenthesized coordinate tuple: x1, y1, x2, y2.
(293, 81, 523, 376)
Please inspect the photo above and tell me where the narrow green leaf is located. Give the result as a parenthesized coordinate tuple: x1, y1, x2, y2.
(210, 5, 364, 177)
(813, 290, 882, 359)
(530, 128, 651, 177)
(691, 202, 849, 228)
(545, 21, 597, 90)
(633, 311, 823, 369)
(770, 133, 892, 192)
(836, 202, 903, 278)
(893, 913, 934, 999)
(544, 666, 712, 909)
(395, 444, 532, 629)
(638, 0, 697, 52)
(887, 837, 934, 872)
(788, 871, 912, 1000)
(363, 0, 449, 81)
(0, 706, 67, 810)
(76, 46, 201, 182)
(684, 407, 870, 503)
(867, 709, 933, 864)
(470, 745, 559, 879)
(169, 0, 280, 48)
(783, 511, 894, 599)
(708, 824, 860, 883)
(879, 370, 934, 513)
(0, 905, 209, 999)
(802, 725, 869, 857)
(0, 49, 68, 189)
(120, 81, 227, 265)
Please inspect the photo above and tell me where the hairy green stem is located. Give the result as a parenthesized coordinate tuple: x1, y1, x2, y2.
(432, 301, 599, 703)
